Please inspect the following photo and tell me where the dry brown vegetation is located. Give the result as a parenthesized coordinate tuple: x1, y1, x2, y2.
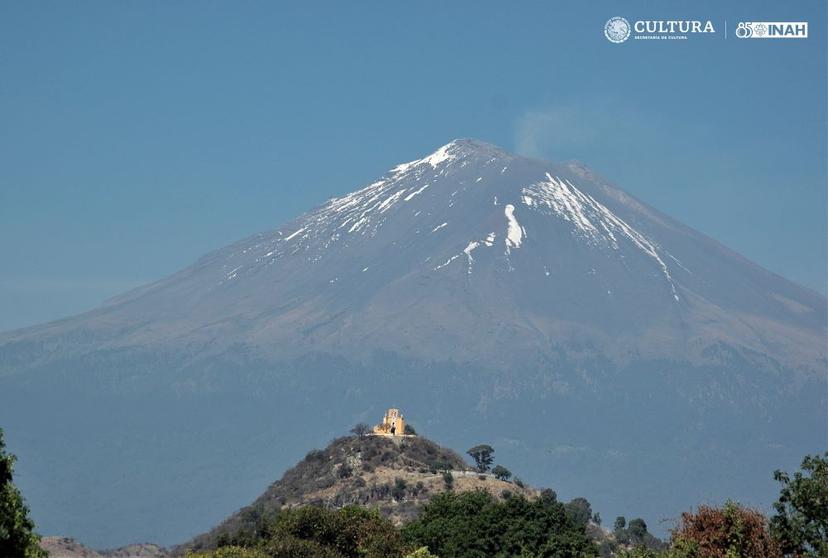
(182, 435, 532, 553)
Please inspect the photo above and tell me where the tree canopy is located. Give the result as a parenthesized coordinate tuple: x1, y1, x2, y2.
(466, 445, 495, 473)
(564, 497, 592, 529)
(201, 505, 405, 558)
(770, 452, 828, 557)
(0, 428, 46, 558)
(492, 465, 512, 481)
(402, 490, 598, 557)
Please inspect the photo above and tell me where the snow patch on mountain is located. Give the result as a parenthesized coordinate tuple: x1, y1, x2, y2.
(463, 241, 480, 274)
(378, 190, 405, 212)
(391, 141, 459, 175)
(434, 253, 462, 271)
(504, 204, 523, 250)
(284, 227, 306, 241)
(404, 184, 430, 201)
(522, 173, 680, 301)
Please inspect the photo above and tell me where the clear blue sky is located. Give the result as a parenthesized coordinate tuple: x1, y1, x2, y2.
(1, 0, 825, 331)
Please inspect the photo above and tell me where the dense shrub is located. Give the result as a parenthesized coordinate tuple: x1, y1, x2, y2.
(402, 489, 598, 557)
(337, 463, 352, 479)
(392, 478, 408, 501)
(187, 547, 269, 558)
(404, 547, 437, 558)
(268, 506, 404, 558)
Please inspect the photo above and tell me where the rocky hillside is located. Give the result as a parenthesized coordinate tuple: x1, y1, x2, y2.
(40, 537, 167, 558)
(183, 434, 536, 553)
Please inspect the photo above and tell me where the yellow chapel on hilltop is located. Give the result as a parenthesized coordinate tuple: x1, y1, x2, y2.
(373, 408, 408, 436)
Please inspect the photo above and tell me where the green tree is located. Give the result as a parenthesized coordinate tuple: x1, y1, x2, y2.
(565, 497, 593, 528)
(539, 488, 557, 504)
(403, 489, 598, 557)
(612, 516, 667, 554)
(770, 452, 828, 557)
(404, 424, 417, 436)
(492, 465, 512, 481)
(466, 444, 494, 472)
(0, 428, 46, 558)
(628, 518, 648, 544)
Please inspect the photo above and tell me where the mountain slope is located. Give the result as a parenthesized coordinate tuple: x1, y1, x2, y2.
(0, 139, 824, 547)
(3, 140, 823, 371)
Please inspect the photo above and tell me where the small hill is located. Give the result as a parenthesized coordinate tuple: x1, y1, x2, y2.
(183, 434, 535, 552)
(40, 537, 168, 558)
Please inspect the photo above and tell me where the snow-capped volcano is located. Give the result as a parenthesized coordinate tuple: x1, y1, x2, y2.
(66, 138, 822, 368)
(0, 139, 825, 547)
(230, 139, 677, 299)
(220, 140, 678, 286)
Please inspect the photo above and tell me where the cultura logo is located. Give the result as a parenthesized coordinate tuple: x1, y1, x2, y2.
(605, 17, 715, 43)
(605, 17, 631, 43)
(635, 20, 715, 34)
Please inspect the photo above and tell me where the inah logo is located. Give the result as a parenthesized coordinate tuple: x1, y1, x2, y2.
(605, 17, 631, 43)
(735, 21, 808, 39)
